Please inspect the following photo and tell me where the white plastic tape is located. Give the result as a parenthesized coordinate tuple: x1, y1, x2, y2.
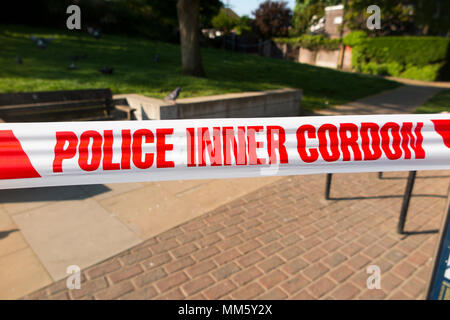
(0, 114, 449, 189)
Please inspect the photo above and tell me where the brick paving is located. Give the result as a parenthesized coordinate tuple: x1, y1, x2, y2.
(24, 170, 449, 300)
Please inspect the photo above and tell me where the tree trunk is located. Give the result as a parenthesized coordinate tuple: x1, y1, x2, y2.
(177, 0, 205, 77)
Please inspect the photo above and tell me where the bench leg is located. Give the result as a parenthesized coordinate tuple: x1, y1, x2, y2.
(378, 172, 383, 179)
(325, 173, 332, 200)
(397, 171, 417, 234)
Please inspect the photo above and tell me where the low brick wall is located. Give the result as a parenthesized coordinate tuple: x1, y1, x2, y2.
(315, 49, 340, 69)
(115, 88, 302, 120)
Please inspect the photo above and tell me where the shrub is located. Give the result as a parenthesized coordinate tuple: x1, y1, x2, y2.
(349, 35, 450, 81)
(400, 64, 444, 82)
(275, 35, 341, 51)
(211, 9, 239, 34)
(342, 31, 367, 47)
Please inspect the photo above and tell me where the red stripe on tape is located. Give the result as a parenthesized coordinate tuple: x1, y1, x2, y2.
(0, 130, 41, 179)
(432, 119, 450, 149)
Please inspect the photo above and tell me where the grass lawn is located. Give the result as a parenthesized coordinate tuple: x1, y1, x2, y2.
(0, 25, 400, 112)
(415, 89, 450, 114)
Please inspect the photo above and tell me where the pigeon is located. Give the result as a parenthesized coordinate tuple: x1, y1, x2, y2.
(16, 56, 23, 64)
(153, 54, 159, 63)
(92, 30, 101, 39)
(99, 66, 114, 75)
(30, 35, 54, 49)
(87, 27, 101, 39)
(164, 87, 181, 102)
(68, 62, 77, 70)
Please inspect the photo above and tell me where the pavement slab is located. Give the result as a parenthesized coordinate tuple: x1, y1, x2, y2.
(25, 170, 450, 300)
(12, 198, 141, 281)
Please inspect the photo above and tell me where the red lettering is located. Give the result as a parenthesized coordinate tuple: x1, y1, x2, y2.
(156, 128, 174, 168)
(318, 124, 340, 162)
(401, 122, 425, 159)
(381, 122, 402, 160)
(132, 129, 154, 169)
(103, 130, 120, 170)
(121, 129, 131, 169)
(247, 126, 266, 165)
(186, 128, 196, 167)
(339, 123, 362, 161)
(360, 122, 382, 161)
(267, 126, 288, 164)
(223, 127, 247, 165)
(198, 127, 222, 166)
(296, 125, 318, 163)
(78, 130, 102, 171)
(53, 131, 78, 172)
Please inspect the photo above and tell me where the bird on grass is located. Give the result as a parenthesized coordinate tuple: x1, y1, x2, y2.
(30, 35, 54, 49)
(68, 62, 77, 70)
(164, 87, 181, 104)
(87, 27, 101, 39)
(16, 56, 23, 64)
(99, 66, 114, 75)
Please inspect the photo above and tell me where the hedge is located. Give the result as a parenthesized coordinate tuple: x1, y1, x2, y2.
(274, 35, 341, 51)
(345, 32, 450, 81)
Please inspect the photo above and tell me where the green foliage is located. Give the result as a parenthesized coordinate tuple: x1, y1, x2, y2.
(345, 0, 449, 36)
(1, 0, 222, 42)
(349, 36, 450, 81)
(292, 0, 341, 35)
(415, 89, 450, 114)
(0, 25, 399, 112)
(292, 2, 325, 36)
(345, 0, 415, 36)
(342, 31, 367, 46)
(413, 0, 450, 36)
(275, 35, 341, 50)
(211, 8, 239, 34)
(234, 16, 253, 36)
(399, 64, 444, 81)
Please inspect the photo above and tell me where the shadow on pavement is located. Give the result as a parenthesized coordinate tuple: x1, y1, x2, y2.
(0, 185, 111, 203)
(0, 228, 19, 239)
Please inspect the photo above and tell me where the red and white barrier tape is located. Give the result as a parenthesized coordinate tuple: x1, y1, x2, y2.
(1, 114, 449, 189)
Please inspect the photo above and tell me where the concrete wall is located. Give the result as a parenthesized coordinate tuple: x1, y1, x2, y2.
(298, 48, 317, 65)
(315, 49, 340, 69)
(115, 88, 302, 120)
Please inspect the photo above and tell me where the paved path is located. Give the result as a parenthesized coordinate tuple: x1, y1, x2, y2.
(25, 171, 450, 300)
(315, 79, 447, 116)
(0, 177, 280, 299)
(1, 81, 448, 299)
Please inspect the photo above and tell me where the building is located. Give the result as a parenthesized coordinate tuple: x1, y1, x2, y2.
(310, 4, 350, 39)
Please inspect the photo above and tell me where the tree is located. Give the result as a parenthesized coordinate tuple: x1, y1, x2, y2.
(235, 15, 254, 35)
(412, 0, 449, 35)
(292, 0, 341, 35)
(177, 0, 205, 77)
(252, 1, 292, 39)
(212, 8, 239, 34)
(345, 0, 414, 36)
(345, 0, 449, 36)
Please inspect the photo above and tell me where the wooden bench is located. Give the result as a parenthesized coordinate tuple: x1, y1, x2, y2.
(0, 89, 134, 122)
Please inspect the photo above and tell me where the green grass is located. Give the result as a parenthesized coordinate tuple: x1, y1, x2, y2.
(0, 25, 400, 112)
(415, 89, 450, 114)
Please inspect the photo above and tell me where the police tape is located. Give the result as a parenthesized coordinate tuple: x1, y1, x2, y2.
(1, 114, 449, 190)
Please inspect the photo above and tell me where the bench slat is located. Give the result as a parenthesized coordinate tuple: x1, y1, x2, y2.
(0, 89, 112, 106)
